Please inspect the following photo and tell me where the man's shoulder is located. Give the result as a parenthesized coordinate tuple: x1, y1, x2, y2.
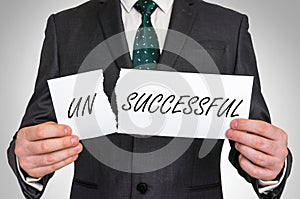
(198, 0, 245, 19)
(52, 0, 101, 22)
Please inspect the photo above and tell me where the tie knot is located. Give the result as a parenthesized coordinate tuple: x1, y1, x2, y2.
(134, 0, 158, 16)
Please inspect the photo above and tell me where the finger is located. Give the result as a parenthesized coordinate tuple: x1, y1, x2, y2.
(26, 135, 80, 155)
(238, 155, 278, 181)
(230, 119, 279, 140)
(26, 154, 79, 178)
(235, 142, 275, 168)
(21, 143, 83, 169)
(24, 122, 72, 141)
(226, 129, 276, 155)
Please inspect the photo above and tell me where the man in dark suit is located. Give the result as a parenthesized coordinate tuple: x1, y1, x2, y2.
(7, 0, 292, 198)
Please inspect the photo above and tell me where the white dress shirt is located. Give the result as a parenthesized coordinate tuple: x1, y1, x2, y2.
(20, 0, 284, 194)
(120, 0, 173, 57)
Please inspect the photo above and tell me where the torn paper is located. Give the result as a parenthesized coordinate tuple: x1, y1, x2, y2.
(48, 70, 117, 139)
(115, 69, 253, 139)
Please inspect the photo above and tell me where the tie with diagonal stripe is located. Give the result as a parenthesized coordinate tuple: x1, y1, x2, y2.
(133, 0, 160, 70)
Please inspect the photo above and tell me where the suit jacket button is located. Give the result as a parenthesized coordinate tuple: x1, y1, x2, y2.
(137, 183, 148, 194)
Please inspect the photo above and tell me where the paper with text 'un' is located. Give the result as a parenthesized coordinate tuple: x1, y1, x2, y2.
(48, 70, 117, 140)
(48, 69, 253, 140)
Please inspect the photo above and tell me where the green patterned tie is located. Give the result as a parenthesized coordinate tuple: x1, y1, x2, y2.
(133, 0, 160, 70)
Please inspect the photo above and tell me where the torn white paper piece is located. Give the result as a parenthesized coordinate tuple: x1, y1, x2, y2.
(115, 69, 253, 139)
(48, 70, 117, 140)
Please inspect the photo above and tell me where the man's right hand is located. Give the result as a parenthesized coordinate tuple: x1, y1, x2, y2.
(15, 122, 83, 178)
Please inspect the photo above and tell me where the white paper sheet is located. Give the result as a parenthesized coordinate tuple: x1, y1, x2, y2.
(48, 70, 117, 139)
(115, 69, 253, 139)
(48, 69, 253, 140)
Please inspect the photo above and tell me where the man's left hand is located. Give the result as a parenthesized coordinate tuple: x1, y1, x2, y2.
(226, 119, 288, 181)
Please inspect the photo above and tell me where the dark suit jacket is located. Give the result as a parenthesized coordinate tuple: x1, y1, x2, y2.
(7, 0, 292, 198)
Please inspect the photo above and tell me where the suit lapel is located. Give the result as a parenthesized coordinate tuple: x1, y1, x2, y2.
(97, 0, 133, 69)
(159, 0, 198, 69)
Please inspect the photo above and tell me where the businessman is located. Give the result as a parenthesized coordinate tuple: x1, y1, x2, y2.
(8, 0, 292, 198)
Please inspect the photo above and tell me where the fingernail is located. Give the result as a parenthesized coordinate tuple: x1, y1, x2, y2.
(71, 138, 76, 145)
(226, 129, 233, 138)
(231, 120, 238, 129)
(64, 127, 69, 135)
(238, 155, 242, 162)
(75, 145, 81, 151)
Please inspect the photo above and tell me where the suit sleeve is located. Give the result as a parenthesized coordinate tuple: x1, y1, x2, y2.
(7, 14, 60, 199)
(229, 15, 293, 199)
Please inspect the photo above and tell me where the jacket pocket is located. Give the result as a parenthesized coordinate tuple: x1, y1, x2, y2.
(73, 178, 98, 189)
(186, 182, 221, 192)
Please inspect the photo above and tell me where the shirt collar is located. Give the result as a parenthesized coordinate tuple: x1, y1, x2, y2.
(120, 0, 173, 13)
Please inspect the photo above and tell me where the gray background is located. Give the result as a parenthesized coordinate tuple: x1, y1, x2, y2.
(0, 0, 299, 198)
